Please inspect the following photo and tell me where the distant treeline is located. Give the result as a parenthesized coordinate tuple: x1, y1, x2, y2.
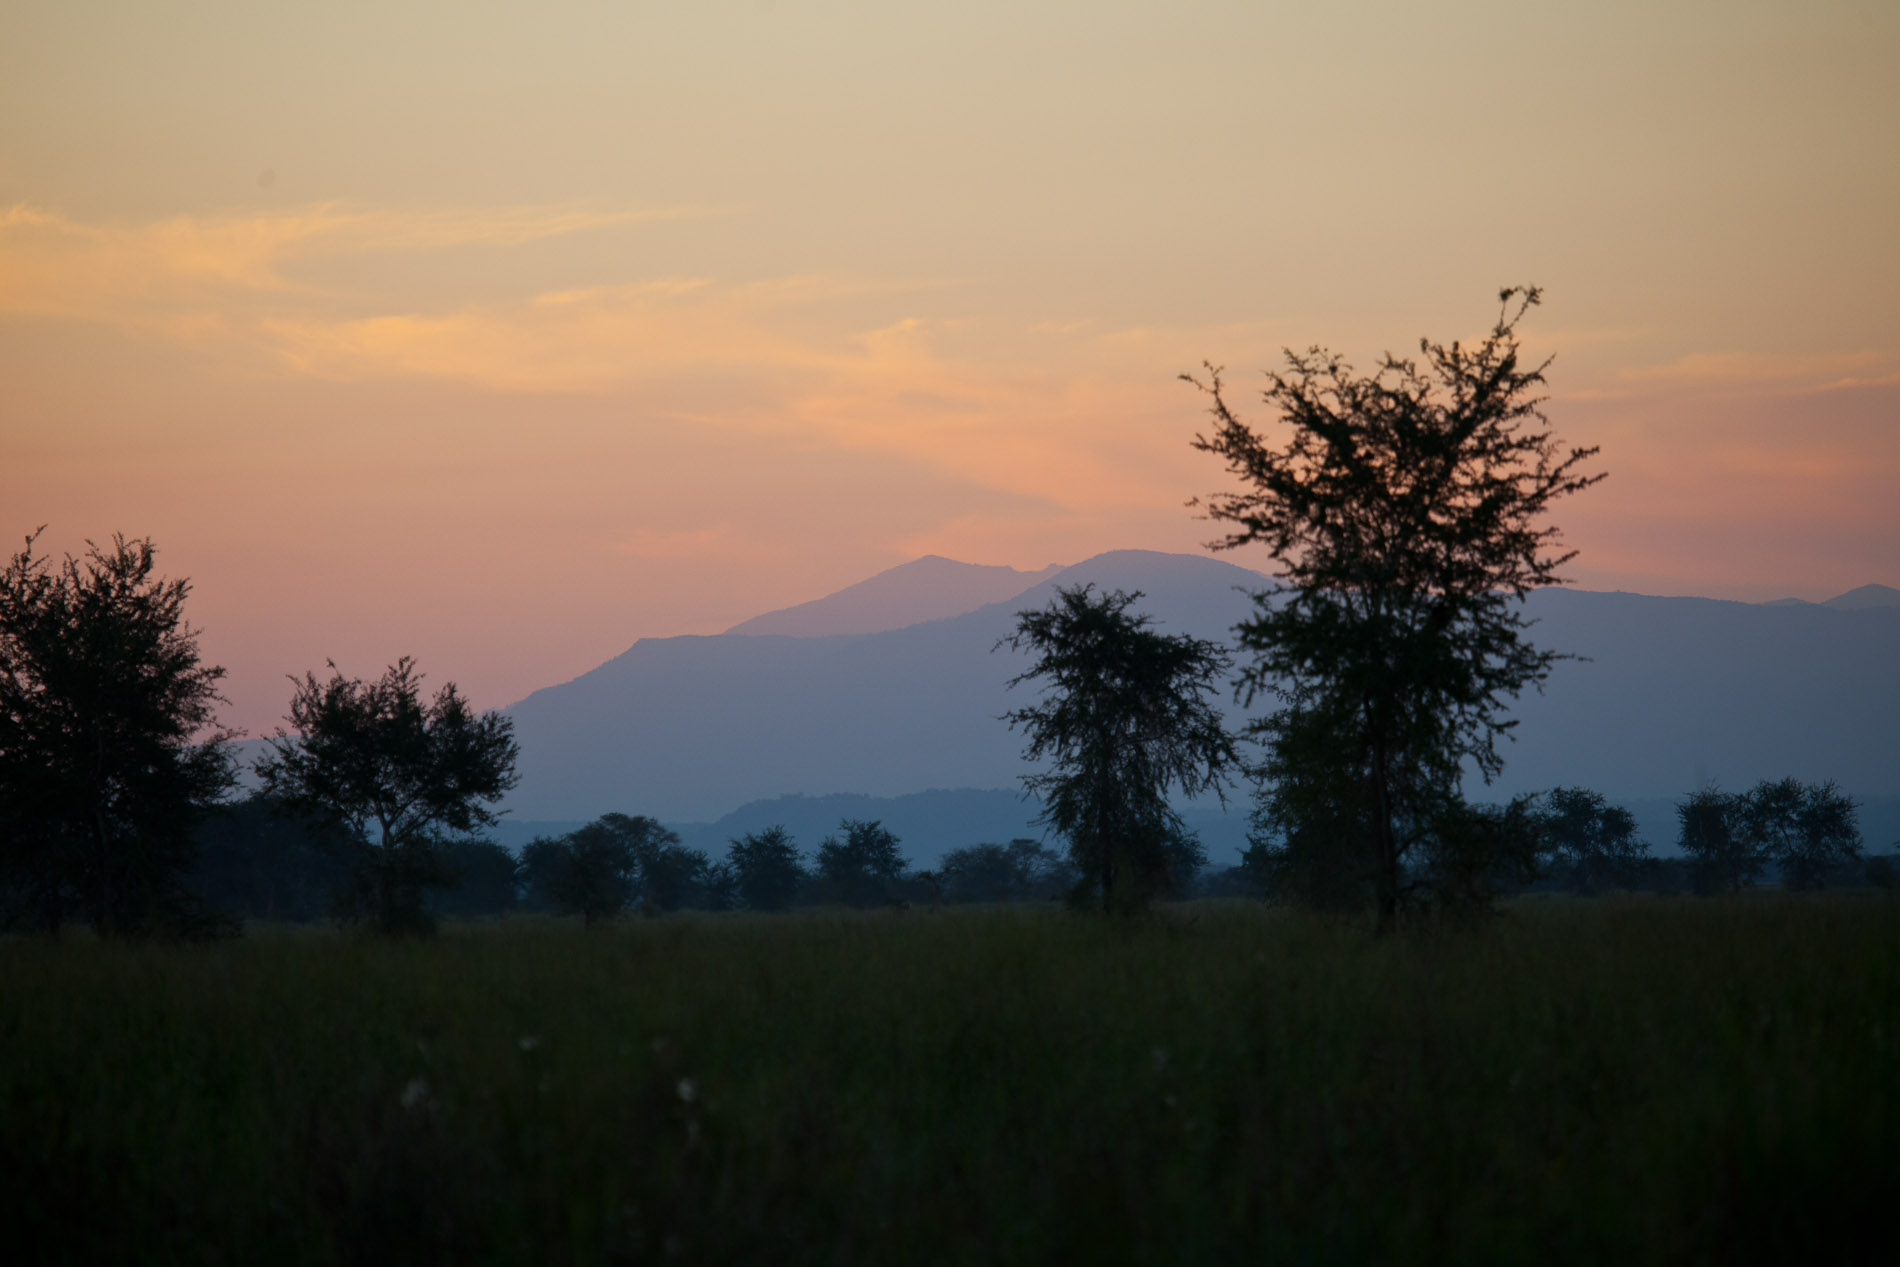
(178, 778, 1894, 926)
(185, 801, 1097, 922)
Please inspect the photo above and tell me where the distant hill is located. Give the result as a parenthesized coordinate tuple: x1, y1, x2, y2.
(502, 550, 1900, 824)
(1823, 583, 1900, 611)
(725, 555, 1065, 637)
(1757, 583, 1899, 610)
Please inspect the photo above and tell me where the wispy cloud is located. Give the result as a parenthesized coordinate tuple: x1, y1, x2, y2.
(0, 201, 719, 326)
(1615, 350, 1896, 389)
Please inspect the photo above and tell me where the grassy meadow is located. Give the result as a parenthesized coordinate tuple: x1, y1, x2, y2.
(5, 896, 1896, 1264)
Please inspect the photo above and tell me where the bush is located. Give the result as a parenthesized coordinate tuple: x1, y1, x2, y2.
(724, 827, 805, 912)
(937, 839, 1074, 904)
(813, 820, 907, 908)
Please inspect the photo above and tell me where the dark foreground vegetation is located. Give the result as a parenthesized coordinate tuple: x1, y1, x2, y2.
(5, 898, 1894, 1265)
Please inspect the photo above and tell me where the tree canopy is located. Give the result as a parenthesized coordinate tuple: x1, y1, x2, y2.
(0, 531, 235, 936)
(1678, 779, 1862, 893)
(814, 819, 907, 907)
(1189, 288, 1602, 930)
(726, 825, 806, 912)
(258, 657, 518, 934)
(1538, 787, 1651, 894)
(1000, 584, 1236, 912)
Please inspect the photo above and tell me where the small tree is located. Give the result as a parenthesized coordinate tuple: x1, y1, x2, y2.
(699, 859, 740, 911)
(938, 838, 1074, 904)
(1538, 787, 1652, 894)
(0, 531, 235, 936)
(1000, 585, 1237, 913)
(1416, 797, 1546, 913)
(1188, 288, 1603, 932)
(520, 818, 638, 924)
(432, 837, 521, 918)
(640, 837, 715, 913)
(1677, 784, 1758, 894)
(726, 825, 805, 911)
(258, 657, 518, 935)
(1741, 778, 1861, 890)
(814, 818, 907, 907)
(520, 814, 724, 920)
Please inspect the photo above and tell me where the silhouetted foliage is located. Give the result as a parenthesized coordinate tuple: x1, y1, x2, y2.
(1678, 780, 1866, 894)
(430, 837, 521, 918)
(1866, 854, 1898, 890)
(1188, 288, 1603, 931)
(1160, 828, 1209, 898)
(1538, 787, 1652, 894)
(1000, 584, 1237, 913)
(725, 825, 805, 911)
(188, 794, 351, 923)
(938, 838, 1075, 904)
(257, 657, 519, 935)
(1741, 778, 1862, 891)
(1244, 705, 1380, 910)
(1417, 796, 1546, 915)
(1677, 784, 1758, 893)
(814, 818, 907, 907)
(521, 819, 637, 924)
(519, 813, 728, 921)
(0, 530, 236, 937)
(639, 836, 717, 913)
(699, 859, 740, 912)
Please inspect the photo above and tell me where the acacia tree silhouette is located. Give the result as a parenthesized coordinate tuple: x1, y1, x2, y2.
(1188, 288, 1602, 932)
(725, 825, 805, 911)
(1539, 787, 1652, 894)
(999, 584, 1236, 914)
(258, 658, 517, 935)
(814, 819, 906, 907)
(0, 530, 235, 936)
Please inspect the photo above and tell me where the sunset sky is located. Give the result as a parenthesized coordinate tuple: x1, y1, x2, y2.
(4, 0, 1897, 736)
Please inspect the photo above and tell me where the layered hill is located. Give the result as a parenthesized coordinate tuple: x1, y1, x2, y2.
(725, 555, 1064, 637)
(503, 551, 1900, 826)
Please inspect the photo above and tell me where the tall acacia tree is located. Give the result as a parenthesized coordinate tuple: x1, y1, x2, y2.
(1187, 288, 1602, 932)
(0, 531, 235, 936)
(1000, 584, 1236, 913)
(258, 657, 518, 934)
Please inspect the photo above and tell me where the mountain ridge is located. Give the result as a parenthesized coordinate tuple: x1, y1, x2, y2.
(724, 554, 1066, 637)
(502, 550, 1900, 823)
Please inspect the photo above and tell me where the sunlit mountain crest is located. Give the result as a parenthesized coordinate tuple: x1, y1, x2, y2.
(725, 555, 1066, 638)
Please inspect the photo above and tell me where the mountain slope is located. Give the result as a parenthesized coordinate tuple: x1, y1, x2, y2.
(508, 551, 1258, 820)
(1823, 583, 1900, 611)
(503, 552, 1900, 823)
(725, 555, 1064, 636)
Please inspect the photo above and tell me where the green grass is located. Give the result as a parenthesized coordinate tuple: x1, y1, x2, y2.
(5, 896, 1896, 1264)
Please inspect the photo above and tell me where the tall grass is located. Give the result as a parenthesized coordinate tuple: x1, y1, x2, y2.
(4, 896, 1895, 1264)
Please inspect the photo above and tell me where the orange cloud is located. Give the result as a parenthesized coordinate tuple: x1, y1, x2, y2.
(0, 201, 717, 327)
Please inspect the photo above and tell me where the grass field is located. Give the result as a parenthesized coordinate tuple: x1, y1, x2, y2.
(5, 896, 1896, 1264)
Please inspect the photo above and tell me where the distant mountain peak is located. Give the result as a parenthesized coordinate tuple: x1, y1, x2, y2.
(1824, 583, 1900, 611)
(724, 555, 1066, 638)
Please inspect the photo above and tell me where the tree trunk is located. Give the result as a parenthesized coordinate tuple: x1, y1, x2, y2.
(93, 731, 114, 938)
(1372, 743, 1398, 937)
(94, 801, 114, 939)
